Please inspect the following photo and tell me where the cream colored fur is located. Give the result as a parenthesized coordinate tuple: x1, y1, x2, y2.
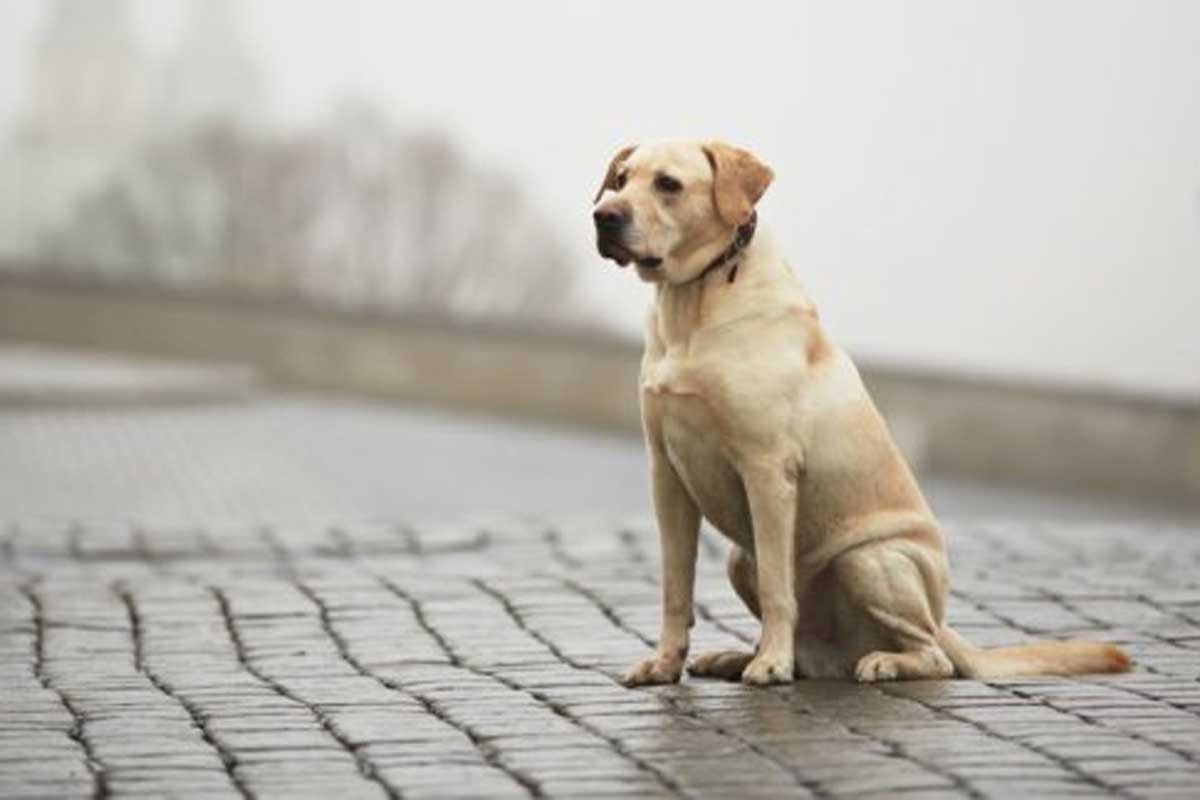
(592, 139, 1131, 686)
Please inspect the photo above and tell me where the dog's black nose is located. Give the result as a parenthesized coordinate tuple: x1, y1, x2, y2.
(593, 206, 628, 232)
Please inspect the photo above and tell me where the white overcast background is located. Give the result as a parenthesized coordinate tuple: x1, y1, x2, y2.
(2, 0, 1197, 397)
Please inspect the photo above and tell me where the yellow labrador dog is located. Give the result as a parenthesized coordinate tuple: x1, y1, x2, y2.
(593, 139, 1131, 686)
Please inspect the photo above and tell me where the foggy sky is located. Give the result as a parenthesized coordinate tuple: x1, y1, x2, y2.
(2, 0, 1197, 397)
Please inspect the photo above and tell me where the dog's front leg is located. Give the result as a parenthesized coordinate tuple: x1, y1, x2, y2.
(740, 463, 798, 685)
(621, 452, 699, 687)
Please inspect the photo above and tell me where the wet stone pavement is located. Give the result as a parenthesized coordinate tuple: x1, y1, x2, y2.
(3, 518, 1200, 799)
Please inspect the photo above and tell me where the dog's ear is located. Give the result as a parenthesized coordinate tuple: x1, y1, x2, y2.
(703, 142, 774, 227)
(593, 144, 637, 204)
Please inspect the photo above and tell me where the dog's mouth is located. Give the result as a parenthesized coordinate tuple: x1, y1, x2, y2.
(596, 237, 634, 267)
(597, 238, 662, 270)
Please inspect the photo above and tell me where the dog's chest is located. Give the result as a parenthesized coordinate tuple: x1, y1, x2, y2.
(642, 348, 752, 545)
(641, 344, 698, 397)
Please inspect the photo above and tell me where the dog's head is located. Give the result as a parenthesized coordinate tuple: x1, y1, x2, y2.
(592, 140, 773, 283)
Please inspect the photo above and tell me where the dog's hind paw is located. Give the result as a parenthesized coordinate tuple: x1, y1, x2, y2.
(687, 649, 755, 681)
(854, 651, 901, 682)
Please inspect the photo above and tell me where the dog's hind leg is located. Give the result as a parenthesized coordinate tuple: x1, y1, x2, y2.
(834, 539, 955, 682)
(688, 546, 759, 681)
(726, 543, 761, 619)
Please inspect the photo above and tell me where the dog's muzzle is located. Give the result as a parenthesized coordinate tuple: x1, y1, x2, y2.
(593, 206, 660, 268)
(593, 206, 630, 263)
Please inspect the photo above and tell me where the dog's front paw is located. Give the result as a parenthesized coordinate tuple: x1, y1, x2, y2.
(621, 653, 684, 687)
(854, 651, 901, 682)
(741, 651, 794, 686)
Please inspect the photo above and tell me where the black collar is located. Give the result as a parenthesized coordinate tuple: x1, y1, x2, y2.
(694, 211, 757, 284)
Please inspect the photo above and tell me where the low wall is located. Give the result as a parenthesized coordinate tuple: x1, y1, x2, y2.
(2, 272, 1197, 502)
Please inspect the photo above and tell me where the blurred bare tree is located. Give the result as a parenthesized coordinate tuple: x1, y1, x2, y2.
(37, 103, 574, 321)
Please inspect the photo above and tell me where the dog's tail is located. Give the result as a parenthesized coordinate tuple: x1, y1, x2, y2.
(937, 625, 1130, 679)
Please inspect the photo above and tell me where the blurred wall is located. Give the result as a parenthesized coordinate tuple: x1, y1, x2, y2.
(3, 274, 1198, 502)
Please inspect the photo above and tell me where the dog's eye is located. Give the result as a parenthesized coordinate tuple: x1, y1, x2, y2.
(613, 171, 628, 190)
(654, 174, 683, 193)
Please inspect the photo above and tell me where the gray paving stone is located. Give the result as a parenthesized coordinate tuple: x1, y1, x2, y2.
(2, 518, 1199, 798)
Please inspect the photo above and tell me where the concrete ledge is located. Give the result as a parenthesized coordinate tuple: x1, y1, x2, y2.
(2, 271, 1197, 502)
(0, 344, 259, 407)
(866, 370, 1200, 501)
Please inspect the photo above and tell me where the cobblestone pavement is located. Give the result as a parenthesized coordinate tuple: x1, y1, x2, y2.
(3, 517, 1200, 799)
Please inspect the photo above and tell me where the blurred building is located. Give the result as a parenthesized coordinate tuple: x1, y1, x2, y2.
(154, 0, 265, 137)
(0, 0, 264, 259)
(2, 0, 142, 257)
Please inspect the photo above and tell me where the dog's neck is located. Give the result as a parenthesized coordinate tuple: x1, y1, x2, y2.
(651, 223, 816, 350)
(654, 225, 776, 346)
